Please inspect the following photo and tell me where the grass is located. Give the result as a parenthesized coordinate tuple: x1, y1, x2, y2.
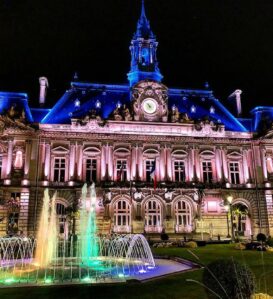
(0, 244, 273, 299)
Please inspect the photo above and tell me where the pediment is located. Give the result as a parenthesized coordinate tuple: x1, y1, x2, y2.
(52, 146, 69, 154)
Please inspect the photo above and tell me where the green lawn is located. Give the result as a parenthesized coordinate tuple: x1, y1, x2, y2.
(0, 244, 273, 299)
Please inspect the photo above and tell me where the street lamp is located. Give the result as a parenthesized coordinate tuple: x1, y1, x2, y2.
(224, 205, 231, 238)
(226, 195, 234, 242)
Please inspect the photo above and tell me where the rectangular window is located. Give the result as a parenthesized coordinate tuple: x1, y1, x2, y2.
(116, 160, 127, 181)
(54, 158, 66, 182)
(86, 159, 97, 182)
(146, 160, 155, 182)
(202, 161, 213, 183)
(229, 162, 240, 184)
(174, 161, 185, 182)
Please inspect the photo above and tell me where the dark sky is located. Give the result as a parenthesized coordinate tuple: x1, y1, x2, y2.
(0, 0, 273, 116)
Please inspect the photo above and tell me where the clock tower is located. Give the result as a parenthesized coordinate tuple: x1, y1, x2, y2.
(127, 0, 163, 88)
(132, 80, 168, 122)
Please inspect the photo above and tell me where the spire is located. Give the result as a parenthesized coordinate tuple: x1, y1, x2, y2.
(135, 0, 154, 39)
(128, 0, 163, 86)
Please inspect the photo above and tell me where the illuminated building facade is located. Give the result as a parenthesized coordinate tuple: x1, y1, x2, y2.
(1, 1, 273, 239)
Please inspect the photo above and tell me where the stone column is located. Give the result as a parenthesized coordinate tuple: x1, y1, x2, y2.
(188, 147, 194, 181)
(160, 146, 166, 181)
(138, 145, 144, 180)
(101, 143, 107, 180)
(44, 143, 51, 180)
(76, 143, 83, 180)
(6, 139, 13, 178)
(221, 148, 229, 181)
(108, 144, 114, 180)
(131, 145, 137, 180)
(166, 146, 172, 181)
(194, 147, 201, 181)
(69, 143, 76, 180)
(262, 148, 268, 181)
(215, 147, 222, 181)
(242, 149, 249, 183)
(24, 140, 31, 179)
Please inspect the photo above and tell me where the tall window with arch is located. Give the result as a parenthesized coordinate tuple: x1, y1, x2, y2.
(202, 161, 213, 183)
(86, 158, 97, 183)
(146, 160, 155, 182)
(56, 203, 68, 237)
(113, 199, 131, 233)
(174, 160, 185, 182)
(175, 200, 192, 233)
(144, 199, 162, 233)
(116, 160, 127, 181)
(54, 158, 66, 182)
(229, 162, 240, 184)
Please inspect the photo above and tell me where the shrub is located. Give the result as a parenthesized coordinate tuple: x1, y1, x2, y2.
(196, 240, 207, 247)
(245, 242, 261, 250)
(266, 237, 273, 247)
(160, 233, 169, 241)
(184, 241, 197, 248)
(266, 247, 273, 252)
(234, 243, 246, 250)
(257, 233, 267, 243)
(252, 294, 273, 299)
(203, 259, 255, 299)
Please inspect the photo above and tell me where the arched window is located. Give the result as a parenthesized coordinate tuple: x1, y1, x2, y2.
(174, 200, 192, 233)
(144, 199, 162, 233)
(232, 202, 251, 237)
(113, 199, 131, 233)
(56, 203, 67, 236)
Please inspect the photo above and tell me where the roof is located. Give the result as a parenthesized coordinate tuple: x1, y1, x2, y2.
(41, 81, 248, 132)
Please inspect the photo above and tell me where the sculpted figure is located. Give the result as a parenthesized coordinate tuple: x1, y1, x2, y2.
(171, 107, 180, 123)
(8, 105, 16, 118)
(113, 107, 122, 121)
(122, 104, 132, 121)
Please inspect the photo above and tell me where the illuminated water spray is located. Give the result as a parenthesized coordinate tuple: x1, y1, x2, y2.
(0, 184, 156, 285)
(80, 183, 99, 266)
(35, 189, 57, 267)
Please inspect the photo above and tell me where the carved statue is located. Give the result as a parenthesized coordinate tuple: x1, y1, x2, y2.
(7, 105, 16, 118)
(180, 113, 192, 123)
(122, 104, 132, 121)
(171, 107, 180, 123)
(113, 107, 123, 121)
(20, 109, 26, 122)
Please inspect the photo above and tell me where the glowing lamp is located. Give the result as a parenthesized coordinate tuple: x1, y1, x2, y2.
(224, 205, 229, 212)
(227, 196, 233, 204)
(74, 99, 80, 107)
(95, 100, 101, 109)
(210, 106, 215, 114)
(191, 105, 196, 113)
(116, 101, 121, 108)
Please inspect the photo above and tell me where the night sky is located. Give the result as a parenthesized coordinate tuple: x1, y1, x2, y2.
(0, 0, 273, 116)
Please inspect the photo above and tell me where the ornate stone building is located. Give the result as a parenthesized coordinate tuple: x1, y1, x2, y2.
(1, 1, 273, 239)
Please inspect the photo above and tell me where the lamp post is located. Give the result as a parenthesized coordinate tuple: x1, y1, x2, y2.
(224, 205, 231, 238)
(227, 195, 234, 242)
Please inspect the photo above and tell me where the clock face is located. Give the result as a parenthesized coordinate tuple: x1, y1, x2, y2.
(142, 98, 157, 114)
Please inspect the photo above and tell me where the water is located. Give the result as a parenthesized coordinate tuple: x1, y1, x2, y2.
(0, 184, 155, 286)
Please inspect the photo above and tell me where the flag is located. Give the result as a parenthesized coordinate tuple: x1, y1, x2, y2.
(150, 162, 157, 190)
(117, 162, 125, 181)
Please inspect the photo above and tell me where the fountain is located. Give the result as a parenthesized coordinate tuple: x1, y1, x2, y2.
(0, 184, 157, 286)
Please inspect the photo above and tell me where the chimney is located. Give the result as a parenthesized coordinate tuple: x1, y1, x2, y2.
(39, 77, 49, 107)
(228, 89, 242, 117)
